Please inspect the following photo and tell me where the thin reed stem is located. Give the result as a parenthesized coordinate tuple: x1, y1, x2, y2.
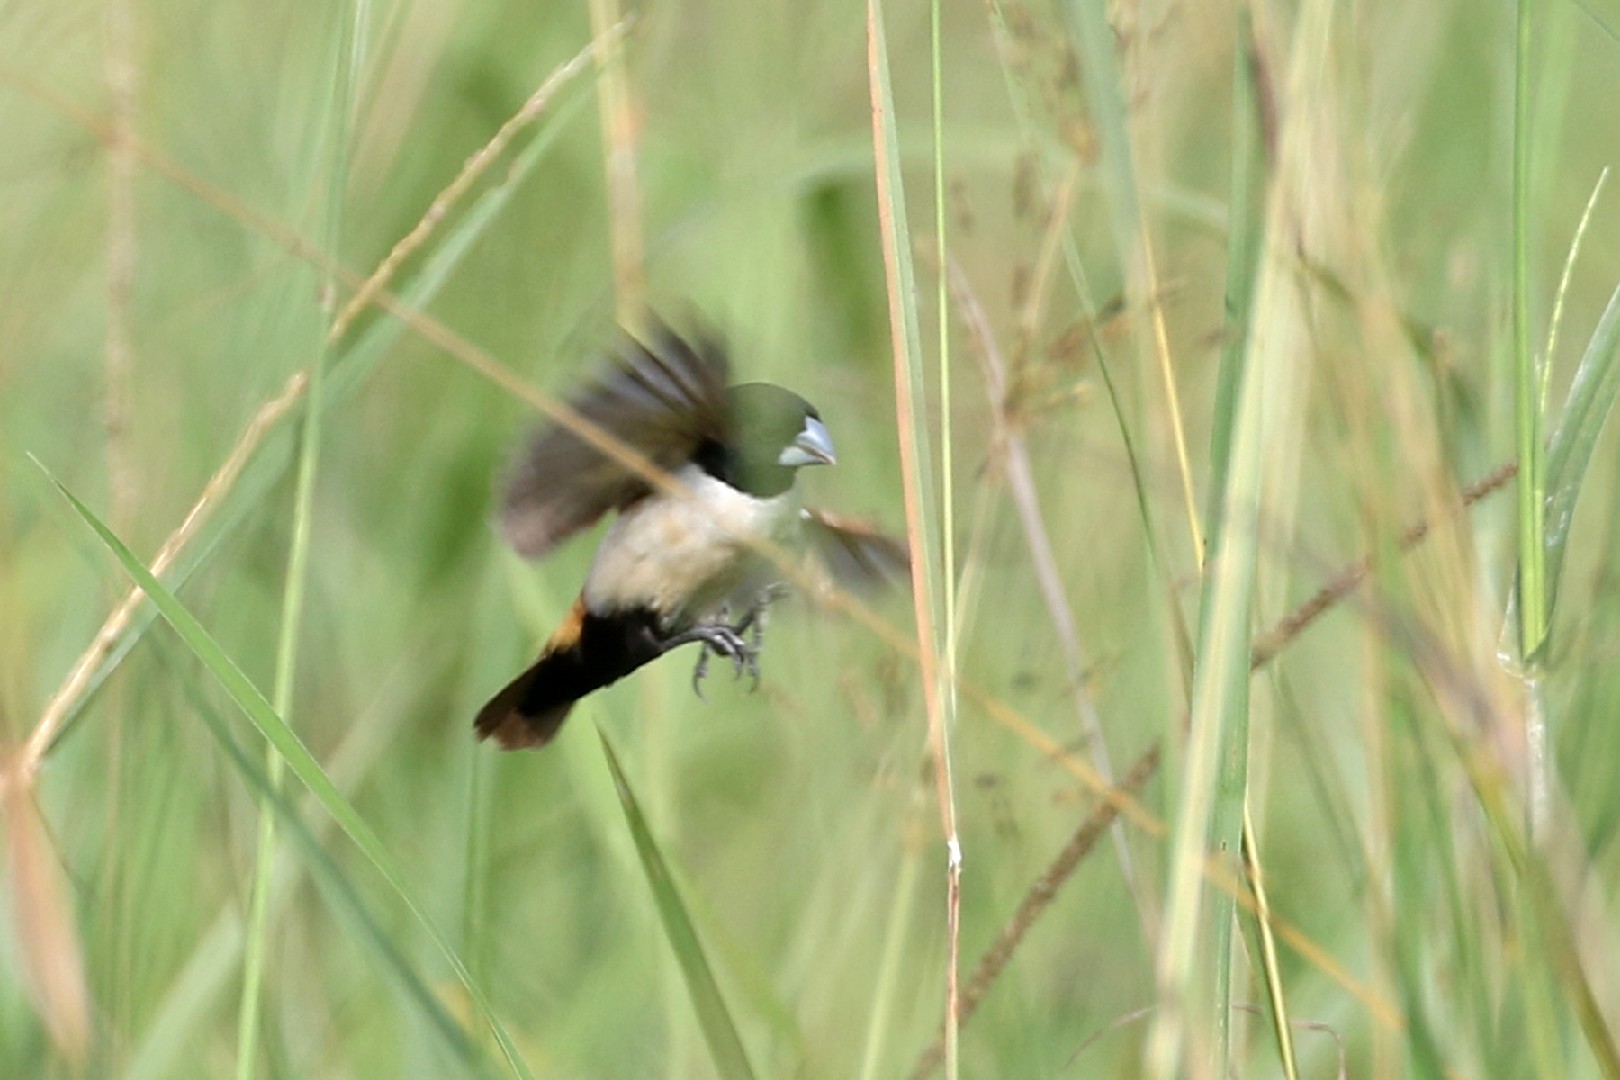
(868, 2, 961, 1073)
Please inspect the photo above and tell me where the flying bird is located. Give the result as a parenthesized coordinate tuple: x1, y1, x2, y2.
(475, 323, 906, 750)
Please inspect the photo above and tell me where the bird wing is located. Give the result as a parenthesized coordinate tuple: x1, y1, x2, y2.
(798, 508, 911, 593)
(500, 323, 731, 559)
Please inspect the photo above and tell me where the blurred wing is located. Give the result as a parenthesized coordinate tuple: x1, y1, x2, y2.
(799, 508, 911, 593)
(500, 324, 730, 559)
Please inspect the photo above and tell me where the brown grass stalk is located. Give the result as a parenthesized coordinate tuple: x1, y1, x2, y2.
(948, 255, 1153, 935)
(867, 1, 961, 1074)
(0, 776, 90, 1063)
(590, 0, 644, 321)
(1250, 461, 1519, 671)
(1142, 232, 1201, 567)
(1009, 158, 1080, 374)
(333, 20, 630, 342)
(908, 744, 1162, 1080)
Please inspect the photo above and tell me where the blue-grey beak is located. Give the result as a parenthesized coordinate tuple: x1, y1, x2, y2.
(779, 415, 836, 467)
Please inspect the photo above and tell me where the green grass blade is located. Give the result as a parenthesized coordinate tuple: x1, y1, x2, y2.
(1147, 3, 1321, 1069)
(1513, 0, 1547, 667)
(1148, 305, 1266, 1080)
(1569, 0, 1619, 41)
(868, 1, 961, 1073)
(1212, 15, 1297, 1079)
(1538, 170, 1607, 417)
(1542, 280, 1620, 633)
(40, 465, 537, 1080)
(858, 848, 921, 1080)
(1207, 9, 1264, 539)
(155, 643, 482, 1073)
(1062, 0, 1200, 563)
(597, 732, 757, 1080)
(237, 4, 363, 1073)
(1209, 13, 1298, 1080)
(50, 94, 582, 1076)
(123, 637, 434, 1080)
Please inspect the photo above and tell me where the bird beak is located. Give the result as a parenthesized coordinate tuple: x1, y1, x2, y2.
(779, 415, 837, 467)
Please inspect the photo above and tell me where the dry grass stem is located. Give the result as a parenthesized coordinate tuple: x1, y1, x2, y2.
(590, 0, 645, 320)
(1140, 223, 1201, 568)
(948, 255, 1152, 932)
(907, 745, 1162, 1080)
(1010, 159, 1080, 376)
(0, 778, 90, 1063)
(333, 20, 630, 339)
(866, 2, 961, 1073)
(1242, 804, 1300, 1079)
(1250, 460, 1519, 670)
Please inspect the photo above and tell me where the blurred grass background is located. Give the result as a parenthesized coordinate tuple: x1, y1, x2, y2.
(3, 0, 1620, 1077)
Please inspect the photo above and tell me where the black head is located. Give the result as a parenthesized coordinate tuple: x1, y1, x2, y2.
(696, 382, 836, 497)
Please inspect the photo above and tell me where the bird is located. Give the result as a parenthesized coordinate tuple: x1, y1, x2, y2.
(474, 321, 907, 750)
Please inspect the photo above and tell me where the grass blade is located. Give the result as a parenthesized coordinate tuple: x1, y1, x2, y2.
(1512, 0, 1548, 669)
(1538, 170, 1607, 416)
(1543, 279, 1620, 630)
(1147, 3, 1320, 1071)
(1209, 12, 1301, 1080)
(597, 732, 757, 1080)
(159, 643, 481, 1072)
(237, 3, 364, 1073)
(39, 464, 536, 1080)
(121, 644, 416, 1080)
(867, 0, 961, 1074)
(1062, 0, 1201, 564)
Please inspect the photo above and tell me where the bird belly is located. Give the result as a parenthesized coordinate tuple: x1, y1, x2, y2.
(582, 467, 794, 623)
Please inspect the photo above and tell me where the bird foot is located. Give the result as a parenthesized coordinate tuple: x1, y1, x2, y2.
(676, 622, 759, 698)
(680, 585, 791, 698)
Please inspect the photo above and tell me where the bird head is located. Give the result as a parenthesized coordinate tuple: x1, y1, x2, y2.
(719, 382, 836, 496)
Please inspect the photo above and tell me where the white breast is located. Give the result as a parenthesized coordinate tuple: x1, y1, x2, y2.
(582, 465, 796, 621)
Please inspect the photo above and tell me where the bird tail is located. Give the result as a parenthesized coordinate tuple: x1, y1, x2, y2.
(474, 597, 663, 750)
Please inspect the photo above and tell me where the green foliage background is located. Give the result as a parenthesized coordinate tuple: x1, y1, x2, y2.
(3, 1, 1620, 1077)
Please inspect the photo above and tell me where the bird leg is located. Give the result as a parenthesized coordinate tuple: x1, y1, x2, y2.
(716, 583, 792, 691)
(730, 583, 791, 650)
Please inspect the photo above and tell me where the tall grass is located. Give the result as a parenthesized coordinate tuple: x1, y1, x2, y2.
(5, 2, 1620, 1077)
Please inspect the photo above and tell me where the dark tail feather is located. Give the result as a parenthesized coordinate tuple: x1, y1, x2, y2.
(474, 598, 663, 750)
(473, 664, 574, 750)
